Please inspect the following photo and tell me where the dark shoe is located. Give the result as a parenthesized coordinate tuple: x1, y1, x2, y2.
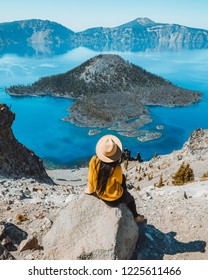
(134, 214, 145, 224)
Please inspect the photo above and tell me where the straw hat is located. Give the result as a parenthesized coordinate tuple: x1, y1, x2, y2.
(96, 135, 122, 163)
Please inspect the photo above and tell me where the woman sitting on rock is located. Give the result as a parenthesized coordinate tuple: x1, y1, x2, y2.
(85, 134, 144, 223)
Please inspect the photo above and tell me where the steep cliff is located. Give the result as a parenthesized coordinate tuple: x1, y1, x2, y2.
(0, 19, 75, 56)
(0, 104, 52, 182)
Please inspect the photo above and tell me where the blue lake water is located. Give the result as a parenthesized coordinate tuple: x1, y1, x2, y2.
(0, 48, 208, 168)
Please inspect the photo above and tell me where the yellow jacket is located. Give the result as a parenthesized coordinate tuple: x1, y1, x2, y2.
(88, 155, 123, 201)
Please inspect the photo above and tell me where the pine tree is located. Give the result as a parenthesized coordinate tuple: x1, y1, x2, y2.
(156, 174, 164, 188)
(202, 172, 208, 178)
(172, 162, 186, 185)
(172, 162, 194, 186)
(184, 163, 194, 182)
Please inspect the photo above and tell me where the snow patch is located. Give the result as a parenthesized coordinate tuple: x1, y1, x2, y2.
(29, 30, 50, 44)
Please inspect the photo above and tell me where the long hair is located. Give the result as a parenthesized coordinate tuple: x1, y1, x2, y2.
(96, 158, 120, 195)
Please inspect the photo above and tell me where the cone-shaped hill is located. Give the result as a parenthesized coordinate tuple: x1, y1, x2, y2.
(7, 54, 201, 127)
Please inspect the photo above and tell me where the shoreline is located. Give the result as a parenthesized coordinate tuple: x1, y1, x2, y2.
(6, 54, 202, 143)
(43, 158, 90, 171)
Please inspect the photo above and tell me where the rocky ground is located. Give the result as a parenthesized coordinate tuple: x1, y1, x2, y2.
(0, 169, 86, 260)
(0, 162, 207, 260)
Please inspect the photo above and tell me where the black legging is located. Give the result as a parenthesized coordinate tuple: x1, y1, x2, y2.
(101, 175, 139, 218)
(102, 189, 139, 218)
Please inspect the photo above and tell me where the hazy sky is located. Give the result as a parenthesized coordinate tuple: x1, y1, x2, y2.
(1, 0, 208, 31)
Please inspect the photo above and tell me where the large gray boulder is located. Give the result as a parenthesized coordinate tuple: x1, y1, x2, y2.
(43, 194, 139, 259)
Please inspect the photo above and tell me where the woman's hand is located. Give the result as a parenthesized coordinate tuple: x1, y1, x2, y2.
(83, 187, 94, 195)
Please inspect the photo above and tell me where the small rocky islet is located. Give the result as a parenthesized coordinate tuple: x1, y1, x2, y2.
(6, 54, 201, 142)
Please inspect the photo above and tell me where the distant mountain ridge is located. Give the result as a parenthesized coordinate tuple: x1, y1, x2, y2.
(78, 17, 208, 52)
(0, 18, 208, 55)
(116, 17, 158, 28)
(0, 19, 76, 56)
